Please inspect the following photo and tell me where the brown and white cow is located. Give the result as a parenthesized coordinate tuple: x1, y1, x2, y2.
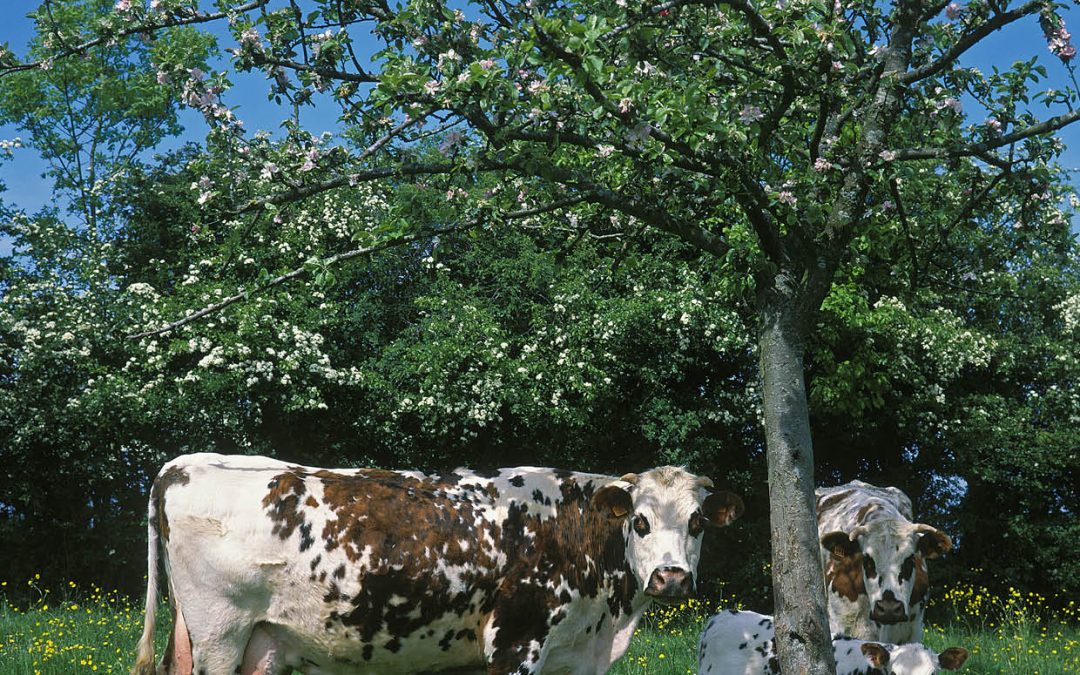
(816, 480, 952, 645)
(131, 453, 743, 675)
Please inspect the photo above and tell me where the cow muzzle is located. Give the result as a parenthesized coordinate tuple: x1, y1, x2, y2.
(645, 566, 694, 601)
(870, 594, 907, 624)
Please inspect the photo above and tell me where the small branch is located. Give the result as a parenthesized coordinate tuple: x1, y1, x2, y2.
(355, 115, 424, 162)
(2, 1, 270, 77)
(226, 161, 474, 217)
(405, 121, 463, 144)
(505, 193, 594, 219)
(918, 1, 953, 23)
(249, 52, 377, 84)
(605, 0, 722, 40)
(895, 108, 1080, 163)
(125, 230, 431, 341)
(499, 153, 731, 259)
(889, 177, 919, 295)
(725, 0, 799, 148)
(480, 0, 514, 30)
(900, 0, 1045, 84)
(125, 197, 591, 340)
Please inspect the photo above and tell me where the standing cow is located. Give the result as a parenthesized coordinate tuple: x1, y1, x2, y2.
(816, 480, 952, 644)
(131, 453, 744, 675)
(698, 610, 968, 675)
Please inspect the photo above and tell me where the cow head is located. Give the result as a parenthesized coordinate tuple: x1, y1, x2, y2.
(592, 467, 743, 602)
(855, 642, 968, 674)
(821, 517, 951, 625)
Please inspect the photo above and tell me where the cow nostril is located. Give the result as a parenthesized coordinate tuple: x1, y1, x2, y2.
(679, 572, 694, 594)
(871, 598, 907, 624)
(646, 567, 692, 598)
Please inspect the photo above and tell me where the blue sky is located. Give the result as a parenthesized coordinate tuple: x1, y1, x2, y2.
(2, 0, 1080, 258)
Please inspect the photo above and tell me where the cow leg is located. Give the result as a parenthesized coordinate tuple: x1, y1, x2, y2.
(238, 624, 289, 675)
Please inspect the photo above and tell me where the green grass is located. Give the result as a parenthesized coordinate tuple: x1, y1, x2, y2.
(0, 579, 164, 674)
(1, 580, 1077, 674)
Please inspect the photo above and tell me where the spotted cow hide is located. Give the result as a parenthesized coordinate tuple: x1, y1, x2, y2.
(131, 453, 743, 675)
(698, 610, 968, 675)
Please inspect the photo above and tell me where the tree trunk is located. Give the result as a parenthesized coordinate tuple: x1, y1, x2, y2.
(759, 279, 834, 675)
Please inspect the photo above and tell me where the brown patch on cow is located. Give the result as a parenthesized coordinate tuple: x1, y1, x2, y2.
(938, 647, 969, 670)
(917, 528, 952, 559)
(855, 503, 879, 525)
(702, 491, 744, 527)
(488, 479, 632, 671)
(910, 553, 930, 606)
(824, 549, 866, 602)
(305, 496, 318, 508)
(860, 642, 889, 668)
(151, 465, 190, 544)
(821, 531, 859, 558)
(311, 469, 505, 647)
(816, 490, 853, 517)
(262, 470, 309, 542)
(318, 469, 492, 567)
(592, 484, 632, 519)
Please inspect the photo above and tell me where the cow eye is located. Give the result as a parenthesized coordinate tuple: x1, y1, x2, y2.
(900, 556, 915, 582)
(632, 514, 651, 537)
(688, 511, 704, 537)
(862, 554, 877, 577)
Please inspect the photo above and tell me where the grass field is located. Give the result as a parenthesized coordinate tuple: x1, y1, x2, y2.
(1, 578, 1076, 674)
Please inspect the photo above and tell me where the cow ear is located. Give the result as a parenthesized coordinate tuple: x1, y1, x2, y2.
(860, 643, 890, 668)
(916, 526, 952, 559)
(937, 647, 968, 670)
(592, 485, 633, 519)
(821, 531, 859, 559)
(703, 491, 744, 527)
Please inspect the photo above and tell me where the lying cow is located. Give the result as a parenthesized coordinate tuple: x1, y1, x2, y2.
(816, 480, 952, 644)
(698, 610, 968, 675)
(131, 453, 744, 674)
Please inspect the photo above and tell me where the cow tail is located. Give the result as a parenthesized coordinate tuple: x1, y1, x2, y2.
(131, 483, 160, 675)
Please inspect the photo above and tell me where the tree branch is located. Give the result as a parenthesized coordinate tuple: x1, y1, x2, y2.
(494, 152, 730, 259)
(226, 161, 473, 217)
(900, 0, 1045, 84)
(125, 230, 432, 341)
(889, 176, 920, 296)
(895, 108, 1080, 163)
(604, 0, 722, 40)
(125, 196, 592, 340)
(528, 22, 781, 261)
(249, 52, 377, 84)
(724, 0, 799, 148)
(1, 1, 271, 77)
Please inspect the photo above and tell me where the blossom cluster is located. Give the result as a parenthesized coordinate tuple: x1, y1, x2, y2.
(1041, 12, 1077, 63)
(173, 67, 244, 134)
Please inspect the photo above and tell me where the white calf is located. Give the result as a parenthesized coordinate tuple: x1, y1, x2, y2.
(698, 610, 968, 675)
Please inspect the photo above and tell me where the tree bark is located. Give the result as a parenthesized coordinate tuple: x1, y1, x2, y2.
(759, 272, 834, 675)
